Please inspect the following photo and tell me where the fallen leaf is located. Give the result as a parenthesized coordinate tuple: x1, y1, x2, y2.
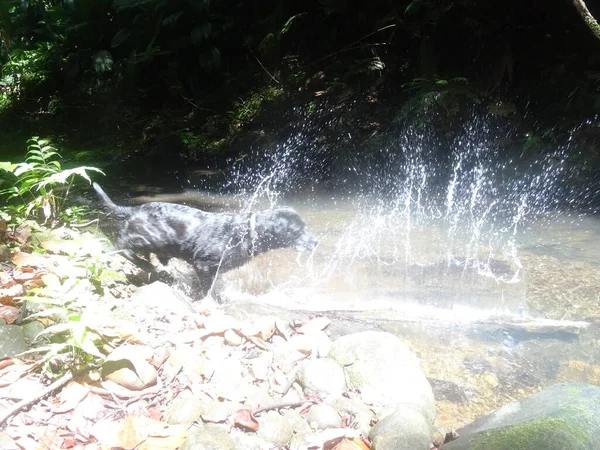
(9, 225, 31, 244)
(229, 408, 259, 431)
(117, 415, 148, 449)
(0, 305, 20, 323)
(275, 319, 291, 340)
(245, 335, 271, 350)
(0, 358, 15, 370)
(296, 317, 331, 335)
(305, 429, 367, 450)
(202, 313, 241, 334)
(96, 416, 187, 450)
(323, 436, 372, 450)
(41, 273, 62, 289)
(243, 316, 276, 341)
(0, 283, 23, 306)
(101, 379, 159, 400)
(40, 239, 83, 256)
(55, 381, 90, 413)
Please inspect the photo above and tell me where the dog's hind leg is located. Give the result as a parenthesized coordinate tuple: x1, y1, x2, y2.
(121, 249, 156, 273)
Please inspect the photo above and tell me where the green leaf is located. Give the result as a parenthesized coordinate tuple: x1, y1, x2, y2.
(0, 161, 17, 172)
(281, 12, 307, 34)
(162, 11, 183, 26)
(191, 22, 212, 45)
(111, 28, 132, 48)
(405, 0, 428, 15)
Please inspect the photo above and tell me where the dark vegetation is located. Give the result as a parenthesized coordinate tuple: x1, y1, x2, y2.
(0, 0, 599, 198)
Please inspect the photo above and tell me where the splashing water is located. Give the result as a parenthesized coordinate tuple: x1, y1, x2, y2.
(218, 117, 576, 315)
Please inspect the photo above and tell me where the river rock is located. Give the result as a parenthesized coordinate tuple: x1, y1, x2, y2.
(22, 320, 45, 344)
(179, 423, 236, 450)
(129, 281, 195, 316)
(307, 403, 342, 429)
(230, 430, 274, 450)
(165, 389, 205, 425)
(296, 358, 346, 397)
(256, 410, 294, 447)
(240, 384, 274, 409)
(0, 325, 29, 358)
(442, 382, 600, 450)
(369, 406, 432, 450)
(283, 408, 312, 435)
(328, 331, 434, 423)
(328, 395, 375, 435)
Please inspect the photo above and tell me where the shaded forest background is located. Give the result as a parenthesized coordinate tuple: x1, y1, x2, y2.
(1, 0, 599, 198)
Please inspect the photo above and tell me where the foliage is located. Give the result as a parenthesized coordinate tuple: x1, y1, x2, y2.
(227, 85, 284, 125)
(0, 137, 104, 225)
(20, 253, 124, 374)
(397, 77, 481, 124)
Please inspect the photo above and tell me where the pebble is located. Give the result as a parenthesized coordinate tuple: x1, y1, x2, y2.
(256, 410, 294, 448)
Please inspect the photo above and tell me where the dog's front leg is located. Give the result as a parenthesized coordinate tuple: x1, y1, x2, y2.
(192, 263, 220, 300)
(122, 249, 175, 284)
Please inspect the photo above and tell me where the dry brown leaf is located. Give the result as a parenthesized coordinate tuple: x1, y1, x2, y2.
(274, 320, 291, 340)
(323, 436, 372, 450)
(296, 317, 331, 335)
(41, 273, 62, 289)
(40, 239, 83, 256)
(0, 305, 20, 323)
(243, 316, 276, 341)
(55, 381, 90, 413)
(12, 252, 86, 279)
(0, 358, 15, 371)
(202, 313, 241, 334)
(0, 272, 16, 288)
(87, 319, 148, 345)
(245, 335, 271, 350)
(117, 415, 149, 449)
(229, 408, 260, 431)
(0, 282, 23, 306)
(97, 416, 187, 450)
(9, 225, 31, 244)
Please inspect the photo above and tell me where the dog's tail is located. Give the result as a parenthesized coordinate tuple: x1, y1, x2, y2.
(93, 182, 131, 216)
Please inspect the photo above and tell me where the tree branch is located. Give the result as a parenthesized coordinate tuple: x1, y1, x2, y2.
(572, 0, 600, 40)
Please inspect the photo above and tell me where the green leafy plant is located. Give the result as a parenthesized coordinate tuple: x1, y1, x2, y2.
(397, 76, 481, 125)
(0, 137, 104, 225)
(20, 251, 126, 374)
(21, 277, 108, 373)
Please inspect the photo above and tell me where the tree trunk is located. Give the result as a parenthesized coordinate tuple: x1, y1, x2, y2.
(572, 0, 600, 40)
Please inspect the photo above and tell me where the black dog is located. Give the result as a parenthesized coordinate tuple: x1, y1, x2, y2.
(93, 183, 318, 296)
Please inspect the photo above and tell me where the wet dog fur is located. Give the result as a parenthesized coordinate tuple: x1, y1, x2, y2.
(93, 183, 318, 297)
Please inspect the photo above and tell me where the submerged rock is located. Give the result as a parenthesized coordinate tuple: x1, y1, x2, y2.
(442, 383, 600, 450)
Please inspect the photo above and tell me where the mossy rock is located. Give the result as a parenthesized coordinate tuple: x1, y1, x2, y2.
(442, 383, 600, 450)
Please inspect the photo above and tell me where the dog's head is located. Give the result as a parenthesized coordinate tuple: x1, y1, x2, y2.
(258, 207, 318, 252)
